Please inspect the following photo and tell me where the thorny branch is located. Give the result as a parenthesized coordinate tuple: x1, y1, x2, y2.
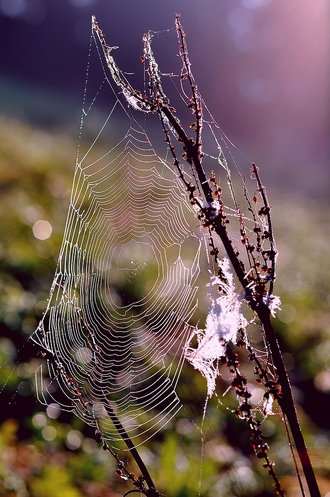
(92, 14, 321, 497)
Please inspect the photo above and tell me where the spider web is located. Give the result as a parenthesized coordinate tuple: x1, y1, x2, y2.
(31, 42, 206, 446)
(31, 18, 279, 450)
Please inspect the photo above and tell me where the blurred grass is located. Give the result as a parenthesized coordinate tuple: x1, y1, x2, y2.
(0, 115, 330, 496)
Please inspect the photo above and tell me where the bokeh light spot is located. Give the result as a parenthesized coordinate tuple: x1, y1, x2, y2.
(20, 205, 45, 225)
(82, 438, 98, 454)
(42, 425, 57, 441)
(46, 403, 61, 419)
(32, 412, 48, 428)
(36, 240, 54, 259)
(0, 0, 27, 18)
(314, 371, 330, 393)
(228, 7, 254, 34)
(66, 430, 83, 450)
(32, 220, 52, 240)
(241, 0, 270, 9)
(278, 304, 297, 324)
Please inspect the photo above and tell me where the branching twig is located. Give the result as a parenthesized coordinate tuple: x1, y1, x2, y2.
(92, 14, 321, 497)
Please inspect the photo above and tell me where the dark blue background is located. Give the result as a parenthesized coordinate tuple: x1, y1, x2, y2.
(1, 0, 329, 196)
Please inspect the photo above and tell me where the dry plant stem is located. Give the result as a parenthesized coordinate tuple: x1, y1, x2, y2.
(213, 198, 319, 497)
(251, 164, 276, 300)
(102, 393, 159, 497)
(166, 19, 320, 496)
(256, 312, 320, 497)
(169, 123, 320, 497)
(226, 344, 285, 496)
(92, 15, 321, 497)
(160, 107, 320, 496)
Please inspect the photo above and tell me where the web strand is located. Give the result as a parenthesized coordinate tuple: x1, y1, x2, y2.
(32, 111, 203, 446)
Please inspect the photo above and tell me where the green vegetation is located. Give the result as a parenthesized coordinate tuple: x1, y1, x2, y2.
(0, 116, 330, 495)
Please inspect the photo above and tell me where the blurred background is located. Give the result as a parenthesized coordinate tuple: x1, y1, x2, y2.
(0, 0, 329, 496)
(1, 0, 329, 194)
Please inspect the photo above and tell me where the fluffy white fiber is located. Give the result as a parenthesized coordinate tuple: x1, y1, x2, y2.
(185, 257, 248, 397)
